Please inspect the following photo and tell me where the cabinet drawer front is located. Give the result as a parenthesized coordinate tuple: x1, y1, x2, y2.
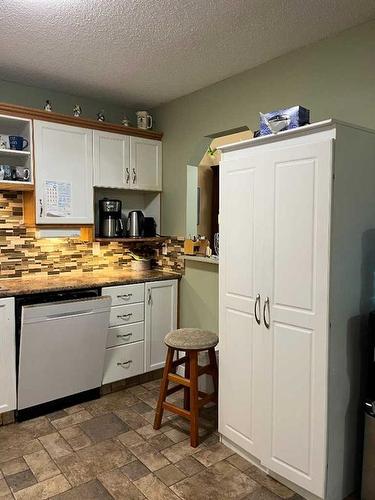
(107, 322, 144, 348)
(110, 303, 144, 327)
(103, 283, 144, 306)
(103, 342, 144, 384)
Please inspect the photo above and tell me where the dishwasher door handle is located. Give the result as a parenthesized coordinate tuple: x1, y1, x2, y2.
(46, 309, 94, 320)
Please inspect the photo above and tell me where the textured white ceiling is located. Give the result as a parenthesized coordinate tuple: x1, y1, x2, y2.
(1, 0, 375, 107)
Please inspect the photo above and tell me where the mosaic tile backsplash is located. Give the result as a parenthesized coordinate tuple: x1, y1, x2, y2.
(0, 191, 184, 279)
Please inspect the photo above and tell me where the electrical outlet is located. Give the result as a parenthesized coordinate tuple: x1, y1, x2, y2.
(92, 242, 101, 256)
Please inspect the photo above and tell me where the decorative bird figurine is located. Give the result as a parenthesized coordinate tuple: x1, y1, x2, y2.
(44, 100, 52, 112)
(96, 110, 105, 122)
(73, 105, 82, 117)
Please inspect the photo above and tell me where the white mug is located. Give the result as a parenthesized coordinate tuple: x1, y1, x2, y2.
(136, 111, 153, 130)
(0, 135, 9, 149)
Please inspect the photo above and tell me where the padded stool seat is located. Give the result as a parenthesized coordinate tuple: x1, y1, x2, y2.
(165, 328, 218, 350)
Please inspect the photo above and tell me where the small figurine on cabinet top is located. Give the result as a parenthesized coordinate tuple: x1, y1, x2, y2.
(121, 115, 131, 127)
(73, 105, 82, 117)
(96, 110, 105, 122)
(44, 100, 52, 112)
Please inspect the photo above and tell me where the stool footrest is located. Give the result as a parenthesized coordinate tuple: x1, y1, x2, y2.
(168, 373, 190, 387)
(198, 392, 217, 408)
(173, 356, 188, 368)
(166, 384, 184, 396)
(198, 364, 215, 376)
(163, 401, 191, 419)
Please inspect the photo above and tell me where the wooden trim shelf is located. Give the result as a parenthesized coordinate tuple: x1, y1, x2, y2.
(0, 182, 34, 191)
(95, 236, 169, 244)
(0, 103, 163, 141)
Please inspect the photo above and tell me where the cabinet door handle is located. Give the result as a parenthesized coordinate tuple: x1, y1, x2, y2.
(125, 168, 130, 184)
(117, 293, 133, 300)
(263, 297, 270, 329)
(39, 199, 43, 217)
(147, 289, 152, 305)
(117, 360, 132, 366)
(132, 168, 136, 184)
(254, 294, 261, 325)
(117, 333, 132, 339)
(117, 313, 133, 320)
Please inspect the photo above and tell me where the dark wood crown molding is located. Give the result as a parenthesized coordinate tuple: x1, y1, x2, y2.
(0, 102, 163, 141)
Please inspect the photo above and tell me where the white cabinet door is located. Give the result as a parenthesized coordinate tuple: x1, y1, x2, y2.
(93, 131, 130, 188)
(261, 140, 332, 497)
(219, 154, 265, 459)
(34, 120, 93, 224)
(145, 280, 177, 371)
(0, 298, 16, 414)
(130, 137, 162, 191)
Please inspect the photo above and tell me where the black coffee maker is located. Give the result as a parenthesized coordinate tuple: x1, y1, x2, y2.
(98, 199, 124, 237)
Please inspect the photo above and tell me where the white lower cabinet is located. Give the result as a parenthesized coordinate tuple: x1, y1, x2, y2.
(102, 279, 178, 384)
(145, 280, 178, 372)
(0, 298, 16, 414)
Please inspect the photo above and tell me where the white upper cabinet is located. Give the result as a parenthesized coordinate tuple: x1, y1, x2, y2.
(0, 298, 16, 414)
(34, 121, 94, 224)
(93, 131, 130, 188)
(130, 137, 162, 191)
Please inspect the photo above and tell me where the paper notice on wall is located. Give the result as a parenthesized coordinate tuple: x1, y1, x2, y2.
(44, 180, 72, 217)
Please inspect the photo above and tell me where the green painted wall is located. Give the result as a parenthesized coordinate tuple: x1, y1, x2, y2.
(0, 79, 136, 123)
(153, 19, 375, 333)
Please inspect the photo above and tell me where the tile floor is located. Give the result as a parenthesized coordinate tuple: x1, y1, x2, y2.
(0, 379, 304, 499)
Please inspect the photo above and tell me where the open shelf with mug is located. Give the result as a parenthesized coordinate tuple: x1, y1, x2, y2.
(0, 114, 33, 191)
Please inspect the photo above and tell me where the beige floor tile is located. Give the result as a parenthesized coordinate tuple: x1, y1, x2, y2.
(98, 468, 145, 499)
(114, 408, 149, 430)
(160, 439, 206, 463)
(0, 457, 29, 476)
(79, 413, 129, 443)
(5, 470, 37, 493)
(18, 417, 55, 439)
(246, 465, 296, 498)
(135, 472, 180, 500)
(0, 439, 43, 465)
(64, 404, 84, 415)
(51, 410, 93, 431)
(13, 474, 71, 500)
(54, 452, 97, 487)
(0, 478, 12, 499)
(53, 479, 112, 499)
(241, 486, 281, 500)
(131, 402, 154, 415)
(148, 433, 174, 451)
(121, 459, 151, 481)
(24, 449, 61, 481)
(194, 442, 234, 467)
(117, 430, 145, 448)
(130, 442, 170, 472)
(136, 424, 162, 440)
(154, 464, 185, 486)
(164, 428, 189, 443)
(226, 453, 252, 472)
(38, 432, 73, 459)
(174, 456, 205, 477)
(171, 460, 258, 500)
(59, 425, 92, 451)
(84, 392, 139, 417)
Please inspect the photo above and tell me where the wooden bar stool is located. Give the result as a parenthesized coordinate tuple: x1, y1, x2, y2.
(153, 328, 218, 447)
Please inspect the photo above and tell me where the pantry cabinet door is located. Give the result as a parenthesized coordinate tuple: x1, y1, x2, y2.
(219, 151, 265, 460)
(0, 298, 16, 414)
(145, 280, 177, 372)
(130, 137, 162, 191)
(34, 121, 93, 224)
(261, 140, 332, 498)
(93, 131, 130, 188)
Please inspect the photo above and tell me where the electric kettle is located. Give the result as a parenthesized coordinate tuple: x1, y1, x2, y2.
(127, 210, 145, 237)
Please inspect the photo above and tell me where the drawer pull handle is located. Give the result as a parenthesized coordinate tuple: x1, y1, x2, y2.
(117, 313, 133, 320)
(117, 293, 133, 300)
(117, 333, 132, 338)
(117, 360, 132, 367)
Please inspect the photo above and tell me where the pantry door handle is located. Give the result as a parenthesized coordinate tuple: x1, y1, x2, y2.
(254, 294, 261, 325)
(263, 297, 270, 329)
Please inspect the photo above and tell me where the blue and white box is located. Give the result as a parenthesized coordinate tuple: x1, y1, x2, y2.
(259, 106, 310, 135)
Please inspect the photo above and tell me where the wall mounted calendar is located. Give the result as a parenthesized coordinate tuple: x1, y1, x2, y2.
(44, 180, 72, 217)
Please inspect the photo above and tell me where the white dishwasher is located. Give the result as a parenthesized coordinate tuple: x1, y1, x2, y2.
(17, 290, 111, 419)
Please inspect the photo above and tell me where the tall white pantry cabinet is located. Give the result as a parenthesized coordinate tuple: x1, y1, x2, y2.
(218, 120, 375, 500)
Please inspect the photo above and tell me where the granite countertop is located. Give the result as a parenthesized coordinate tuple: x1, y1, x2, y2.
(0, 269, 181, 298)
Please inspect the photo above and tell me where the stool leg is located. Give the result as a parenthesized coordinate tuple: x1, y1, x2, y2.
(184, 352, 190, 411)
(208, 348, 218, 403)
(154, 347, 174, 430)
(189, 350, 199, 447)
